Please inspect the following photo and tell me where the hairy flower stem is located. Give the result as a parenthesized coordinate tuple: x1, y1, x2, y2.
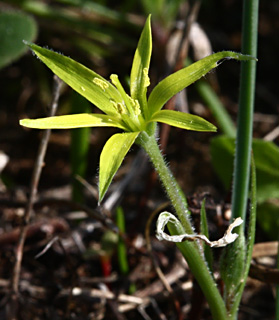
(138, 131, 227, 320)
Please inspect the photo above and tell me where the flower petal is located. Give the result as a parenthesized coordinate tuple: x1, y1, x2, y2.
(20, 113, 126, 129)
(99, 131, 139, 202)
(130, 15, 152, 116)
(149, 110, 217, 132)
(25, 43, 122, 117)
(148, 51, 256, 115)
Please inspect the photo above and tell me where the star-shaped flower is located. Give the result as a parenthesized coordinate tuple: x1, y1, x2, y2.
(20, 15, 254, 202)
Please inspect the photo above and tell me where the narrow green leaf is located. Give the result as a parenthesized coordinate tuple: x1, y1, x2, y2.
(99, 132, 139, 202)
(246, 154, 257, 274)
(130, 15, 152, 116)
(200, 200, 214, 272)
(116, 206, 129, 275)
(149, 110, 217, 132)
(20, 113, 126, 130)
(148, 51, 256, 115)
(25, 43, 123, 117)
(220, 229, 246, 310)
(229, 154, 257, 316)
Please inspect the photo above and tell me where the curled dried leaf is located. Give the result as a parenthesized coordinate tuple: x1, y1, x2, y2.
(156, 211, 243, 248)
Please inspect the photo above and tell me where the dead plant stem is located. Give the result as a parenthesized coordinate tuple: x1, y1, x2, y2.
(8, 76, 62, 320)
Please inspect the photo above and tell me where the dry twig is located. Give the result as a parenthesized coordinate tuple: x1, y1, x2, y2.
(8, 76, 63, 320)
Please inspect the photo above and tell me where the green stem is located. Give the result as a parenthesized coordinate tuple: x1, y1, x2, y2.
(139, 132, 192, 234)
(223, 1, 258, 318)
(138, 131, 227, 320)
(231, 0, 259, 223)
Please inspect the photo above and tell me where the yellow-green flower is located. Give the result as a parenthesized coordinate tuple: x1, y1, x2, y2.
(20, 15, 254, 201)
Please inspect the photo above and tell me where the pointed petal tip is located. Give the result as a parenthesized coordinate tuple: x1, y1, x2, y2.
(211, 125, 218, 132)
(19, 119, 28, 127)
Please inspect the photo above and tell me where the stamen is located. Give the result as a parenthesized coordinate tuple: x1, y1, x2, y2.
(110, 74, 134, 116)
(110, 74, 121, 89)
(127, 95, 136, 107)
(110, 100, 127, 114)
(93, 77, 109, 91)
(126, 95, 141, 116)
(116, 103, 127, 114)
(143, 68, 150, 88)
(134, 99, 141, 116)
